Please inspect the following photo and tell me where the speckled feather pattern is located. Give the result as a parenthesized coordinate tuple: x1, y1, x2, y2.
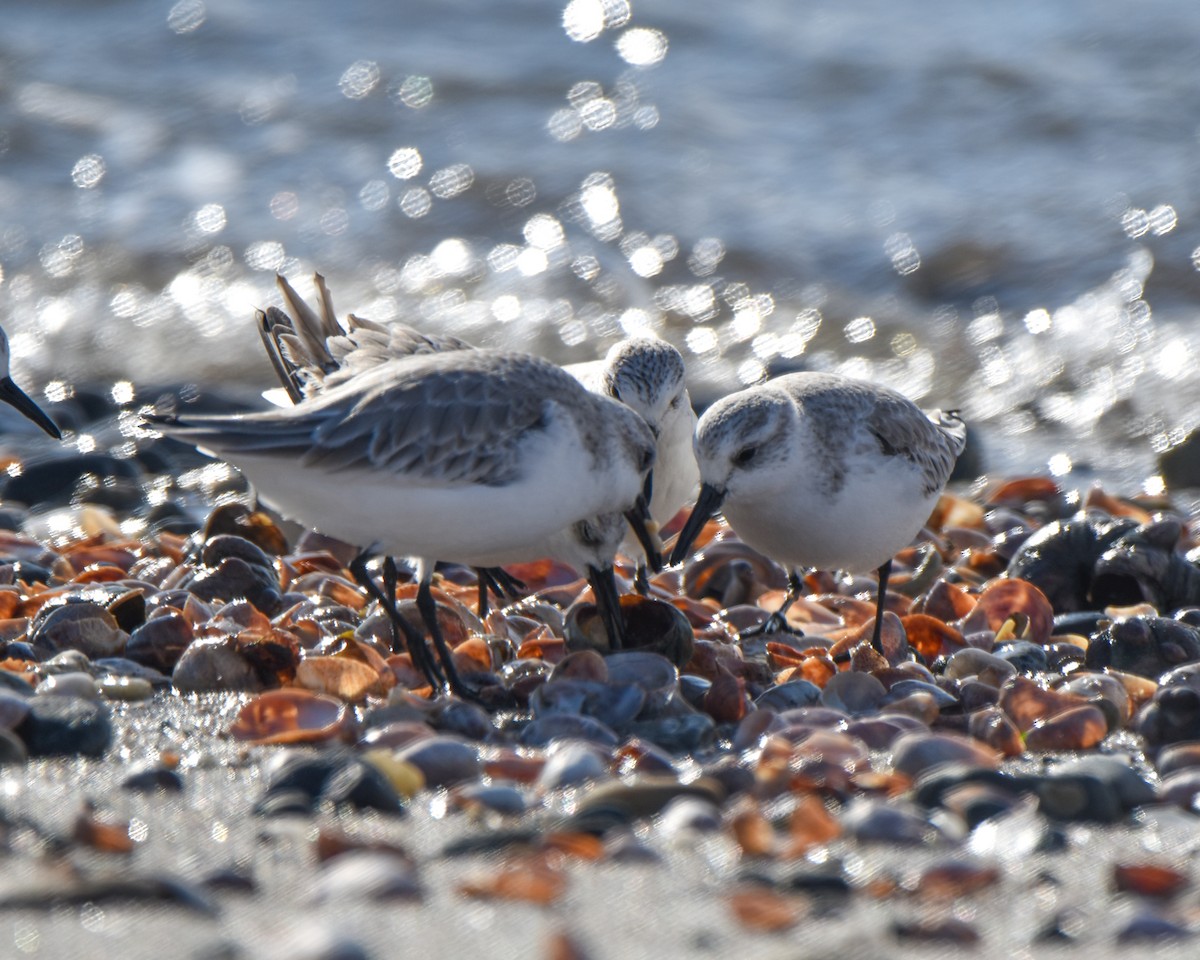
(163, 349, 646, 488)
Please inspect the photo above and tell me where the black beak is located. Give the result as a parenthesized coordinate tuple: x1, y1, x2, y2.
(0, 377, 61, 439)
(641, 467, 654, 508)
(668, 482, 725, 567)
(587, 563, 625, 651)
(623, 493, 663, 573)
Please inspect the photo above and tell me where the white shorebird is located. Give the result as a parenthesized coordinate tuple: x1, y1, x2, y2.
(565, 337, 698, 586)
(669, 372, 966, 652)
(149, 344, 657, 698)
(0, 325, 61, 439)
(259, 275, 662, 628)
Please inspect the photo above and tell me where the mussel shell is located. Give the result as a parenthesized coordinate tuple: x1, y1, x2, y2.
(563, 595, 694, 667)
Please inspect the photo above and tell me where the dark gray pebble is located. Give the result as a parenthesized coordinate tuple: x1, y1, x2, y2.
(993, 640, 1049, 674)
(122, 764, 185, 793)
(16, 695, 113, 758)
(322, 760, 405, 814)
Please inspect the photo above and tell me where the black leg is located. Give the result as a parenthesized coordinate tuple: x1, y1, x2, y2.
(633, 563, 650, 596)
(871, 558, 892, 655)
(474, 567, 526, 618)
(740, 570, 805, 639)
(379, 554, 446, 696)
(476, 576, 489, 619)
(349, 552, 445, 691)
(415, 576, 474, 700)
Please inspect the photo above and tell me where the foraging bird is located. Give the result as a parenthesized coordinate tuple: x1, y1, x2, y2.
(669, 372, 965, 652)
(565, 337, 698, 588)
(149, 345, 658, 699)
(259, 275, 662, 626)
(0, 325, 61, 439)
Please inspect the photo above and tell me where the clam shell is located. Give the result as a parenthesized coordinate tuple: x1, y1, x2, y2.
(228, 688, 351, 744)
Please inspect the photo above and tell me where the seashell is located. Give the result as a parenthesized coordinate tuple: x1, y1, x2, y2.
(892, 918, 982, 945)
(1158, 768, 1200, 808)
(529, 677, 645, 730)
(1024, 704, 1108, 751)
(681, 540, 788, 606)
(73, 806, 135, 854)
(228, 689, 351, 744)
(125, 610, 194, 673)
(841, 796, 937, 845)
(536, 741, 610, 790)
(182, 534, 283, 615)
(614, 737, 676, 776)
(727, 889, 804, 932)
(943, 648, 1017, 687)
(604, 651, 679, 714)
(520, 713, 619, 749)
(1006, 513, 1138, 613)
(902, 614, 965, 661)
(1092, 516, 1200, 611)
(1136, 685, 1200, 749)
(1059, 671, 1131, 723)
(311, 851, 422, 903)
(658, 795, 722, 836)
(701, 662, 747, 724)
(395, 735, 481, 787)
(29, 600, 127, 660)
(997, 675, 1087, 733)
(879, 690, 939, 725)
(1115, 913, 1193, 943)
(911, 859, 1002, 900)
(549, 649, 608, 683)
(958, 578, 1053, 645)
(202, 502, 289, 557)
(1155, 742, 1200, 778)
(564, 595, 694, 667)
(452, 783, 530, 817)
(172, 637, 265, 692)
(782, 792, 842, 856)
(458, 855, 567, 905)
(821, 671, 886, 716)
(0, 692, 30, 731)
(890, 731, 1000, 778)
(1084, 616, 1200, 678)
(754, 679, 822, 713)
(296, 655, 387, 701)
(1113, 863, 1189, 898)
(845, 716, 919, 750)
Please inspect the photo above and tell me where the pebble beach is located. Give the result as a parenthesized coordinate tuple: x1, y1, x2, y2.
(6, 0, 1200, 956)
(0, 416, 1197, 958)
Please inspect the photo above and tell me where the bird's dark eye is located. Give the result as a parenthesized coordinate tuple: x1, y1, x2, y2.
(578, 522, 603, 547)
(669, 393, 683, 409)
(611, 387, 622, 402)
(639, 446, 654, 472)
(734, 446, 757, 466)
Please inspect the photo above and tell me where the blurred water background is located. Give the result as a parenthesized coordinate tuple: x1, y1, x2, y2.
(2, 0, 1200, 490)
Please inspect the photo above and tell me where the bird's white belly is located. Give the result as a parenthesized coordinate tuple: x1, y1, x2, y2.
(724, 469, 937, 574)
(230, 452, 613, 565)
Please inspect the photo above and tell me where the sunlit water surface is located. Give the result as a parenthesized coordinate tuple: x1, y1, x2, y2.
(3, 0, 1200, 495)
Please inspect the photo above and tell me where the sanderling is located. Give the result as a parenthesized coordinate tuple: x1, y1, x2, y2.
(669, 371, 966, 652)
(260, 275, 662, 630)
(148, 347, 657, 697)
(566, 337, 698, 585)
(0, 325, 61, 439)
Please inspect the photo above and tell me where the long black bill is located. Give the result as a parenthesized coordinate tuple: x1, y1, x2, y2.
(587, 563, 626, 650)
(623, 493, 663, 573)
(641, 467, 654, 509)
(0, 377, 61, 440)
(668, 482, 725, 567)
